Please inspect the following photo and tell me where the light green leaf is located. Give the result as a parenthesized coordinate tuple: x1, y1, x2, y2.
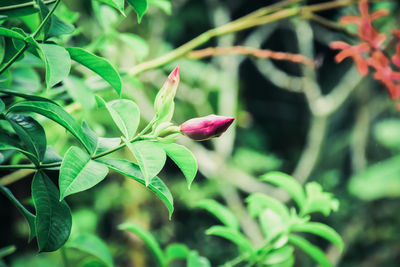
(288, 234, 331, 267)
(159, 143, 197, 189)
(260, 172, 305, 209)
(66, 233, 114, 267)
(6, 113, 46, 165)
(118, 33, 149, 62)
(0, 27, 25, 41)
(126, 140, 166, 186)
(8, 101, 97, 154)
(96, 97, 140, 139)
(259, 209, 287, 243)
(302, 182, 339, 216)
(205, 226, 254, 255)
(127, 0, 148, 23)
(32, 171, 72, 252)
(0, 185, 36, 242)
(195, 199, 239, 231)
(187, 251, 211, 267)
(59, 146, 109, 200)
(95, 137, 121, 154)
(246, 193, 290, 221)
(96, 158, 173, 218)
(165, 243, 190, 263)
(67, 47, 122, 95)
(148, 0, 172, 15)
(291, 222, 344, 251)
(263, 245, 294, 265)
(95, 0, 125, 15)
(64, 76, 96, 110)
(37, 43, 71, 88)
(118, 222, 165, 267)
(0, 245, 16, 259)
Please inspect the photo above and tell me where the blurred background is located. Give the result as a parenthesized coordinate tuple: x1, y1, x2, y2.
(1, 0, 400, 266)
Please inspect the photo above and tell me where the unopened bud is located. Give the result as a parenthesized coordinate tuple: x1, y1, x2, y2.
(180, 115, 235, 141)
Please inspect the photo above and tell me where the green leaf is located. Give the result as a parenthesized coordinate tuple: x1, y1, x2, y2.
(59, 146, 109, 200)
(43, 146, 62, 164)
(0, 131, 38, 163)
(245, 193, 290, 221)
(263, 245, 294, 265)
(6, 113, 46, 165)
(288, 234, 331, 267)
(96, 97, 140, 139)
(0, 27, 25, 41)
(95, 0, 125, 15)
(159, 143, 197, 189)
(67, 47, 122, 95)
(96, 158, 174, 218)
(32, 171, 72, 252)
(291, 222, 344, 251)
(0, 88, 58, 104)
(302, 182, 339, 216)
(0, 185, 36, 242)
(205, 226, 254, 255)
(259, 209, 287, 243)
(8, 101, 97, 154)
(0, 245, 16, 259)
(127, 0, 148, 23)
(187, 251, 211, 267)
(126, 140, 166, 186)
(148, 0, 172, 15)
(165, 243, 190, 263)
(0, 98, 4, 113)
(37, 43, 71, 88)
(64, 76, 96, 110)
(66, 233, 114, 267)
(95, 137, 121, 154)
(373, 119, 400, 151)
(260, 172, 305, 209)
(118, 222, 165, 267)
(195, 199, 239, 231)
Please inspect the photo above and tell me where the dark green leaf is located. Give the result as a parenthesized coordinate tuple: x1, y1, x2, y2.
(0, 27, 25, 41)
(159, 143, 197, 189)
(0, 185, 36, 242)
(67, 47, 122, 95)
(288, 234, 331, 267)
(66, 233, 114, 267)
(127, 0, 147, 23)
(0, 98, 4, 113)
(32, 171, 72, 252)
(59, 146, 109, 200)
(119, 222, 165, 267)
(195, 199, 239, 231)
(8, 101, 97, 154)
(205, 226, 254, 255)
(0, 88, 58, 104)
(0, 131, 37, 162)
(96, 158, 174, 218)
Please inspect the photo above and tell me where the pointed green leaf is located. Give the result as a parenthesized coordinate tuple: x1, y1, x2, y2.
(288, 234, 332, 267)
(127, 0, 148, 23)
(32, 171, 72, 252)
(119, 222, 165, 267)
(0, 185, 36, 242)
(96, 158, 173, 218)
(0, 131, 38, 163)
(260, 172, 305, 209)
(96, 0, 125, 15)
(205, 226, 254, 255)
(37, 43, 71, 88)
(59, 146, 109, 200)
(66, 233, 114, 267)
(246, 193, 290, 221)
(159, 143, 197, 189)
(126, 140, 166, 186)
(195, 199, 239, 231)
(291, 222, 343, 251)
(96, 97, 140, 138)
(0, 88, 58, 104)
(0, 27, 25, 41)
(6, 114, 46, 164)
(8, 101, 97, 154)
(187, 251, 211, 267)
(67, 47, 122, 95)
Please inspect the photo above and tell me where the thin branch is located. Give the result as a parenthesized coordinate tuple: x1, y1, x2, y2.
(0, 0, 56, 12)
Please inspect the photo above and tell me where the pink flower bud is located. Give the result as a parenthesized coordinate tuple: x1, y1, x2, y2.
(180, 115, 235, 141)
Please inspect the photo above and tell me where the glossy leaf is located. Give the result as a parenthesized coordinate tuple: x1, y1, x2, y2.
(195, 199, 239, 231)
(95, 137, 121, 154)
(260, 172, 305, 209)
(96, 158, 174, 218)
(246, 193, 290, 221)
(205, 226, 254, 255)
(159, 143, 197, 189)
(67, 47, 122, 95)
(66, 233, 114, 267)
(37, 43, 71, 88)
(291, 222, 344, 251)
(165, 243, 190, 263)
(6, 114, 46, 165)
(8, 101, 97, 154)
(0, 185, 36, 242)
(118, 222, 165, 267)
(97, 97, 140, 139)
(126, 140, 166, 186)
(0, 27, 25, 41)
(96, 0, 125, 15)
(187, 251, 211, 267)
(32, 171, 72, 252)
(127, 0, 148, 23)
(288, 234, 331, 267)
(59, 146, 109, 200)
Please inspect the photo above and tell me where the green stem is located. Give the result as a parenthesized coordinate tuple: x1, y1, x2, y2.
(0, 44, 28, 75)
(32, 0, 62, 38)
(0, 0, 56, 12)
(0, 164, 36, 170)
